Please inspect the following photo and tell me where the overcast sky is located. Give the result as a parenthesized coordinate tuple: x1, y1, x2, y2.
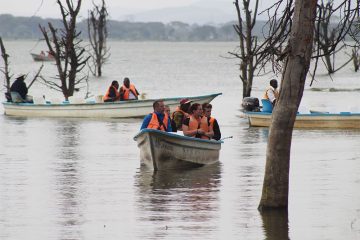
(0, 0, 233, 19)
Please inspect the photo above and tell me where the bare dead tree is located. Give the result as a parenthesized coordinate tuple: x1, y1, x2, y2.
(229, 0, 293, 99)
(351, 46, 360, 72)
(39, 0, 89, 100)
(0, 37, 12, 93)
(313, 0, 353, 75)
(87, 0, 110, 77)
(258, 0, 360, 210)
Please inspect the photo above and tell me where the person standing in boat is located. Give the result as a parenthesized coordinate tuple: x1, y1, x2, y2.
(172, 98, 191, 131)
(141, 99, 173, 132)
(119, 77, 140, 101)
(202, 103, 221, 141)
(165, 105, 177, 132)
(103, 80, 120, 102)
(10, 74, 33, 103)
(182, 103, 214, 140)
(263, 79, 279, 106)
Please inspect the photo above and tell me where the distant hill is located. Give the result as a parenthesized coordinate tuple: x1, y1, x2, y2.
(0, 14, 268, 41)
(118, 1, 235, 25)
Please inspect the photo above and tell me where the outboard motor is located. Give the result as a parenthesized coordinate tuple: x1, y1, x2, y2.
(242, 97, 260, 112)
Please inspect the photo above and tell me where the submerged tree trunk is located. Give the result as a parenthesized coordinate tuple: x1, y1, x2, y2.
(258, 0, 317, 210)
(0, 37, 11, 93)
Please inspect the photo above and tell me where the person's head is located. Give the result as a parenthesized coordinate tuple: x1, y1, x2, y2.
(202, 103, 212, 117)
(164, 105, 171, 116)
(179, 98, 192, 112)
(111, 80, 119, 89)
(270, 79, 278, 89)
(123, 77, 130, 88)
(189, 103, 203, 117)
(153, 99, 165, 114)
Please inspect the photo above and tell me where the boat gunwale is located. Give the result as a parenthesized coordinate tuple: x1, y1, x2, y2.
(134, 129, 223, 145)
(2, 93, 222, 108)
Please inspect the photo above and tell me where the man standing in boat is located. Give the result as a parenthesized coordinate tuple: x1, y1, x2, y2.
(141, 99, 173, 132)
(119, 77, 140, 100)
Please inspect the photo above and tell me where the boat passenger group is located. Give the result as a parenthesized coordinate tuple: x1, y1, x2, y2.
(101, 78, 222, 141)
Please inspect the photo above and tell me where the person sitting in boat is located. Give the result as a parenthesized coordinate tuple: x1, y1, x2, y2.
(103, 80, 120, 102)
(10, 74, 33, 103)
(263, 79, 279, 106)
(119, 77, 140, 101)
(165, 105, 177, 132)
(202, 103, 221, 141)
(40, 51, 45, 56)
(182, 103, 214, 140)
(141, 99, 173, 132)
(172, 98, 191, 131)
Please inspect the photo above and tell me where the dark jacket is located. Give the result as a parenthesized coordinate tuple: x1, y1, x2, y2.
(10, 78, 28, 99)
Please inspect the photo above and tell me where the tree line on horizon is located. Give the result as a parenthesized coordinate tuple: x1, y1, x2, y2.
(0, 13, 268, 41)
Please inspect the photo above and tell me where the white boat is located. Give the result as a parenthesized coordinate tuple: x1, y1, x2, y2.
(30, 53, 55, 62)
(134, 129, 222, 170)
(2, 93, 221, 118)
(246, 111, 360, 129)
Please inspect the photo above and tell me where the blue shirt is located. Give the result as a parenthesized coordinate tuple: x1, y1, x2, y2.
(140, 112, 173, 132)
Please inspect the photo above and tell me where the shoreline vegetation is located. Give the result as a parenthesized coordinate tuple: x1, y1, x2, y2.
(0, 14, 268, 41)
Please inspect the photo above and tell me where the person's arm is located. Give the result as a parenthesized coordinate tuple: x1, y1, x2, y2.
(140, 114, 152, 130)
(204, 118, 214, 139)
(119, 87, 124, 100)
(182, 118, 198, 137)
(267, 89, 276, 104)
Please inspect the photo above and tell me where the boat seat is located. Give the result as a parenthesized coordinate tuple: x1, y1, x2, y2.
(33, 96, 46, 104)
(261, 99, 273, 113)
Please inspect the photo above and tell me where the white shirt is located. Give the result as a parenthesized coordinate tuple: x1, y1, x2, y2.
(266, 87, 276, 103)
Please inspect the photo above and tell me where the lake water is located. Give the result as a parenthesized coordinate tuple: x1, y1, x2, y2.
(0, 41, 360, 240)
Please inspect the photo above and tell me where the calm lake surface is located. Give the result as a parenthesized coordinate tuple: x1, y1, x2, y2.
(1, 41, 360, 240)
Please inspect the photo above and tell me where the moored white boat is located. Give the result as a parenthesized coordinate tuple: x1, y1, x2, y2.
(245, 111, 360, 129)
(134, 129, 222, 170)
(2, 93, 221, 118)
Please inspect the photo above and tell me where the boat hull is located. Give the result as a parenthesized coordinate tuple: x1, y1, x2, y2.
(2, 93, 221, 118)
(30, 53, 55, 61)
(134, 129, 222, 170)
(246, 112, 360, 129)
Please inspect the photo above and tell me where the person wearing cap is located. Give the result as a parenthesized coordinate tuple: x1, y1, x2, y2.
(119, 77, 140, 101)
(10, 74, 33, 103)
(103, 80, 120, 102)
(172, 98, 191, 131)
(140, 99, 173, 132)
(202, 103, 221, 140)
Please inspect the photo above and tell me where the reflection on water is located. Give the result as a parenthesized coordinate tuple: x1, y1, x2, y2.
(53, 120, 84, 240)
(260, 209, 289, 240)
(134, 163, 222, 239)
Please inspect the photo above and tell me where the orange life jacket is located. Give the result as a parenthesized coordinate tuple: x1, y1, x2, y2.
(147, 113, 169, 131)
(122, 83, 138, 100)
(103, 86, 120, 101)
(208, 117, 215, 129)
(188, 115, 210, 140)
(263, 87, 279, 101)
